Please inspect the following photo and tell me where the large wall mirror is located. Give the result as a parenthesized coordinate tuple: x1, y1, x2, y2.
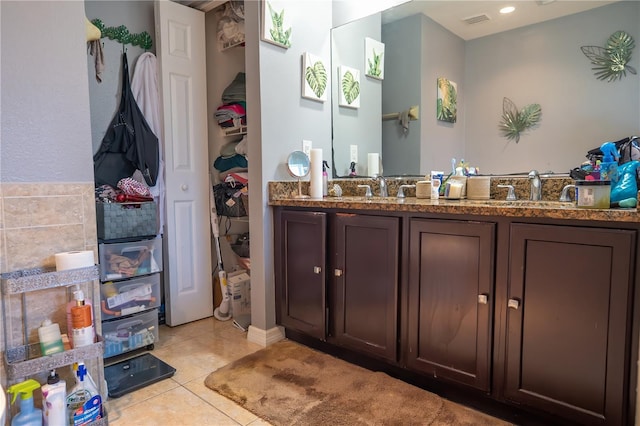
(331, 0, 639, 178)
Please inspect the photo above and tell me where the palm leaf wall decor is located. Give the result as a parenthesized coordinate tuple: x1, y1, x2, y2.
(305, 61, 327, 99)
(581, 31, 636, 82)
(499, 97, 542, 143)
(341, 71, 360, 105)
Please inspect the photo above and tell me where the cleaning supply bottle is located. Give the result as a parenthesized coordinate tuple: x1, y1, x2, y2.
(67, 362, 102, 426)
(600, 141, 619, 182)
(41, 370, 66, 426)
(322, 161, 330, 196)
(349, 161, 357, 177)
(66, 285, 92, 347)
(71, 290, 94, 348)
(7, 379, 43, 426)
(38, 319, 64, 356)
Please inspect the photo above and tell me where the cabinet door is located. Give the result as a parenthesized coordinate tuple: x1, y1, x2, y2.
(506, 224, 634, 425)
(407, 219, 495, 392)
(274, 210, 327, 340)
(332, 214, 400, 362)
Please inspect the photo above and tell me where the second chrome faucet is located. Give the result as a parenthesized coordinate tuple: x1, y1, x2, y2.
(528, 170, 542, 201)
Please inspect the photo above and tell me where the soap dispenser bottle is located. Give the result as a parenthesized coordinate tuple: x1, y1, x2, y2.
(7, 379, 43, 426)
(322, 161, 330, 196)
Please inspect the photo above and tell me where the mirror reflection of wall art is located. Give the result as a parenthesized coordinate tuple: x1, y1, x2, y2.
(365, 37, 385, 80)
(302, 52, 328, 102)
(262, 1, 292, 49)
(581, 31, 636, 82)
(339, 65, 360, 108)
(436, 77, 457, 123)
(499, 97, 542, 143)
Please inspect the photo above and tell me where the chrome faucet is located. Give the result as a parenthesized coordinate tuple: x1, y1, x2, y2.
(372, 175, 388, 197)
(528, 170, 542, 201)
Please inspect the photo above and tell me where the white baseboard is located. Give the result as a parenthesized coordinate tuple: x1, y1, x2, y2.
(247, 325, 285, 347)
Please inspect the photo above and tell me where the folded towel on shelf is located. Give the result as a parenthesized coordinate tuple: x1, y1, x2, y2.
(214, 102, 246, 124)
(222, 72, 246, 104)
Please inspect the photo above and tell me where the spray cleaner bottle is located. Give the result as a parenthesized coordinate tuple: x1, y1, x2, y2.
(67, 362, 102, 426)
(7, 379, 42, 426)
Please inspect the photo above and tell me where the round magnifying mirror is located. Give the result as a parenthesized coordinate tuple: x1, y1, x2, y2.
(287, 151, 311, 199)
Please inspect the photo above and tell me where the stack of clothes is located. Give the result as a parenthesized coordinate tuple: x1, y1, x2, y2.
(213, 137, 248, 182)
(214, 72, 246, 129)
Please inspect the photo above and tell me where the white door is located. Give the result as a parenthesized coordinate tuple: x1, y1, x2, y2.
(155, 0, 213, 326)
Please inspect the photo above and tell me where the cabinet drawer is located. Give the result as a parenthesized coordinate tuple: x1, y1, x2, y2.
(100, 274, 161, 320)
(103, 309, 158, 358)
(99, 237, 163, 281)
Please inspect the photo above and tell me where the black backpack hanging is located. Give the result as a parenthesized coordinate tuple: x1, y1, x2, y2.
(93, 52, 159, 188)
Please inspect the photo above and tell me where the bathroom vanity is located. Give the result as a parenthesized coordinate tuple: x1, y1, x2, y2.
(271, 182, 639, 425)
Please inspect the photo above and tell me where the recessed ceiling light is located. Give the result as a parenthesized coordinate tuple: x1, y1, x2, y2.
(500, 6, 515, 14)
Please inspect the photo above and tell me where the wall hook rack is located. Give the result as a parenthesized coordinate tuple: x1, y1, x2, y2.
(91, 18, 153, 51)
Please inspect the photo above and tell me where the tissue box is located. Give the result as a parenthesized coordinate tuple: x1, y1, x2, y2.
(96, 202, 157, 240)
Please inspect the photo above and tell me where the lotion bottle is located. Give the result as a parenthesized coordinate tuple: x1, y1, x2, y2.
(66, 285, 92, 347)
(71, 290, 94, 348)
(41, 370, 66, 426)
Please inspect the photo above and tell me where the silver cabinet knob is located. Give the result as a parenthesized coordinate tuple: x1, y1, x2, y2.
(508, 298, 520, 310)
(334, 269, 343, 277)
(313, 266, 321, 274)
(181, 184, 188, 191)
(477, 294, 488, 305)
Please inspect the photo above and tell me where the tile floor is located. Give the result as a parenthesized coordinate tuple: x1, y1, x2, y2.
(105, 317, 272, 426)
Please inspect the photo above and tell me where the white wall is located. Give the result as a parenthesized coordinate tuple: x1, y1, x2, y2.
(247, 0, 332, 336)
(1, 1, 94, 183)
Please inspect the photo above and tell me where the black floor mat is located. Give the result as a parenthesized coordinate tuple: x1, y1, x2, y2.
(104, 352, 176, 398)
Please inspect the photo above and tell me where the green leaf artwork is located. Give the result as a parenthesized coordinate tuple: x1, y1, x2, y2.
(499, 97, 542, 143)
(436, 77, 457, 123)
(305, 61, 327, 99)
(367, 49, 383, 78)
(267, 2, 291, 48)
(364, 37, 385, 80)
(341, 70, 360, 106)
(581, 31, 636, 82)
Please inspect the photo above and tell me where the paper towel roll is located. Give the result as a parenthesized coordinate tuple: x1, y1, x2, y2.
(368, 153, 380, 177)
(55, 251, 94, 271)
(309, 148, 323, 199)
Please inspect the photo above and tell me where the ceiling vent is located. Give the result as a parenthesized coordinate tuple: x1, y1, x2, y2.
(462, 14, 491, 25)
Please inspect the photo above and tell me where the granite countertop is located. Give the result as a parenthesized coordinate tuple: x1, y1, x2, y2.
(268, 178, 640, 224)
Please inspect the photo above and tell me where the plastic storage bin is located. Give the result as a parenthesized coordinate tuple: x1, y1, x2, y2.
(103, 309, 158, 358)
(96, 202, 157, 240)
(100, 274, 161, 320)
(99, 237, 163, 281)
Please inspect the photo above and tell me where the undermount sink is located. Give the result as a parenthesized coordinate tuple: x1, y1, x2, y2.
(464, 199, 575, 207)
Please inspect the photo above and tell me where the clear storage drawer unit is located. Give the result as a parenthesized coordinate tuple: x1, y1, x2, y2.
(99, 237, 162, 281)
(103, 309, 158, 358)
(100, 274, 161, 320)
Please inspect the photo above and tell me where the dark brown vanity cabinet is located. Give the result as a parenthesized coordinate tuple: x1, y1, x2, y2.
(331, 213, 400, 362)
(505, 223, 635, 425)
(407, 218, 495, 392)
(274, 210, 327, 340)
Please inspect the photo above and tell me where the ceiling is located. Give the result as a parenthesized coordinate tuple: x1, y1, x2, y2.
(382, 0, 619, 40)
(175, 0, 618, 40)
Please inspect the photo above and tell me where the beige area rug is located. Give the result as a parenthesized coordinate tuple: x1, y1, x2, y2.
(205, 340, 510, 425)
